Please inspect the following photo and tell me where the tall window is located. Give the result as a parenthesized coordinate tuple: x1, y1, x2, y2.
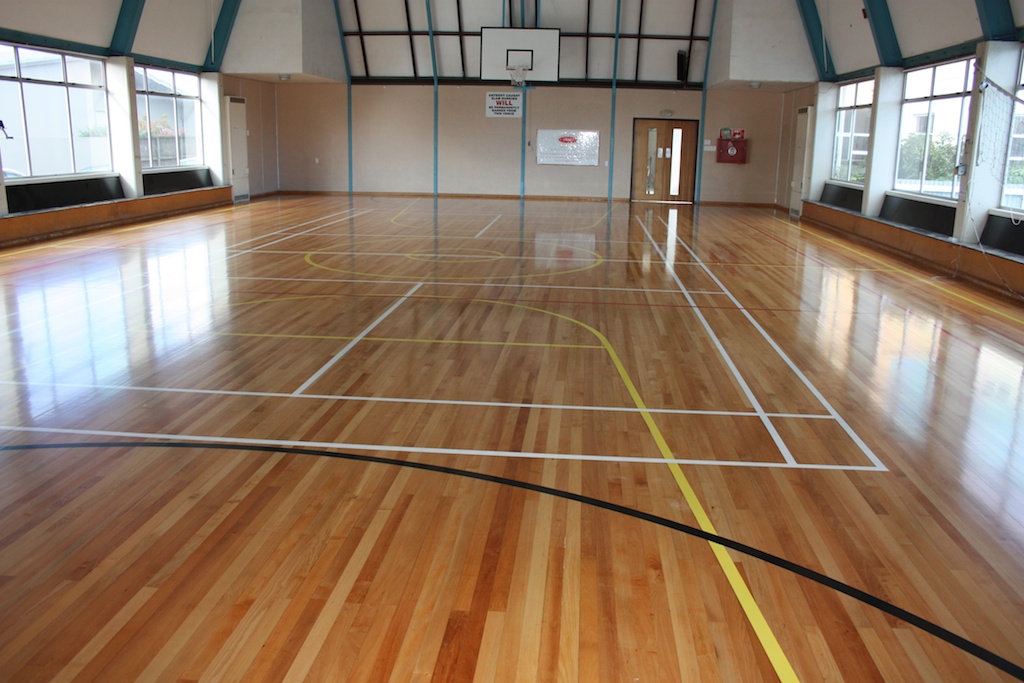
(135, 67, 203, 169)
(0, 43, 111, 179)
(895, 58, 974, 199)
(832, 80, 874, 185)
(1002, 63, 1024, 208)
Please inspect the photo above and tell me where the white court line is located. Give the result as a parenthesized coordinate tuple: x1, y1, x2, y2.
(0, 380, 835, 419)
(227, 275, 728, 297)
(636, 216, 798, 465)
(230, 207, 366, 249)
(291, 282, 423, 395)
(0, 425, 886, 471)
(228, 209, 374, 258)
(474, 216, 503, 238)
(663, 216, 888, 471)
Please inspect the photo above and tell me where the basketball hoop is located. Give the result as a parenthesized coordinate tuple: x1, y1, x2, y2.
(508, 66, 528, 88)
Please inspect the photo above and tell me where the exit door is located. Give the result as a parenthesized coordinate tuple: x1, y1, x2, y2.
(630, 119, 698, 203)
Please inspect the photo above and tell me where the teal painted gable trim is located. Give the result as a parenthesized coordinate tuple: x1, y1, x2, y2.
(204, 0, 244, 71)
(0, 28, 107, 57)
(793, 0, 836, 81)
(862, 0, 902, 67)
(974, 0, 1017, 40)
(110, 0, 147, 56)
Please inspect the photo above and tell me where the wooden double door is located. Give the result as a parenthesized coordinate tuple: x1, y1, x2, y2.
(630, 118, 698, 203)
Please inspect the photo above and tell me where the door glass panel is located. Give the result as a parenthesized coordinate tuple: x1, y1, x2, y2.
(669, 128, 683, 196)
(646, 127, 657, 195)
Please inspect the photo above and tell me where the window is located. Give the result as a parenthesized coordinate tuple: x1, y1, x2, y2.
(832, 80, 874, 185)
(895, 59, 974, 199)
(135, 67, 203, 169)
(1001, 63, 1024, 209)
(0, 43, 111, 179)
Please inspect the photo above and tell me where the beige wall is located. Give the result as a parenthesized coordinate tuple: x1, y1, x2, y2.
(271, 80, 809, 205)
(223, 76, 280, 197)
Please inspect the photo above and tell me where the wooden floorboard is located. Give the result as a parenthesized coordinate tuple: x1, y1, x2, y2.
(0, 195, 1022, 681)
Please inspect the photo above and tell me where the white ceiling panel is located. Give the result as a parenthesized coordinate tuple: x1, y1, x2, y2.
(816, 0, 878, 76)
(134, 0, 223, 66)
(0, 0, 122, 50)
(887, 0, 982, 59)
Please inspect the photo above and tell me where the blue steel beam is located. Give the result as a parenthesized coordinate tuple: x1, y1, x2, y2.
(204, 0, 244, 72)
(793, 0, 836, 81)
(109, 0, 147, 56)
(862, 0, 902, 67)
(974, 0, 1017, 40)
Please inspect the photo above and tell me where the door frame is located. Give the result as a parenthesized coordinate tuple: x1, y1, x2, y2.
(628, 118, 699, 204)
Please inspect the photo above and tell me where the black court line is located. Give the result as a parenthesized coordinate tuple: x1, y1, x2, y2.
(2, 440, 1022, 681)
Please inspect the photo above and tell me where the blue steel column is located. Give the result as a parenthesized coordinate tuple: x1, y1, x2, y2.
(204, 0, 244, 72)
(109, 0, 147, 57)
(606, 0, 622, 202)
(332, 0, 355, 197)
(426, 0, 439, 199)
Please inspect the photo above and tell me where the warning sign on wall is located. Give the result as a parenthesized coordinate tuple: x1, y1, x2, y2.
(486, 92, 523, 118)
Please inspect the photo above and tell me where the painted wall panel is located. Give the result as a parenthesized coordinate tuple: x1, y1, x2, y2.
(700, 89, 788, 204)
(134, 0, 224, 66)
(0, 0, 122, 49)
(272, 82, 789, 201)
(301, 0, 345, 82)
(888, 0, 982, 58)
(277, 83, 351, 192)
(726, 0, 817, 84)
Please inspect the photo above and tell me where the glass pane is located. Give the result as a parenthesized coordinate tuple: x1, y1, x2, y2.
(136, 93, 152, 168)
(896, 100, 930, 191)
(147, 95, 177, 167)
(855, 80, 875, 106)
(66, 56, 104, 86)
(0, 44, 17, 77)
(175, 72, 199, 97)
(18, 48, 63, 82)
(904, 67, 932, 100)
(933, 60, 967, 96)
(0, 81, 29, 177)
(23, 82, 73, 175)
(134, 66, 147, 91)
(69, 88, 111, 172)
(645, 127, 657, 195)
(838, 83, 856, 108)
(924, 97, 965, 197)
(146, 68, 175, 94)
(669, 127, 683, 196)
(176, 97, 202, 165)
(854, 108, 872, 135)
(1003, 157, 1024, 207)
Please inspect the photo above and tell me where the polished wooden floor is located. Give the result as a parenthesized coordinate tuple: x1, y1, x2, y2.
(0, 195, 1022, 681)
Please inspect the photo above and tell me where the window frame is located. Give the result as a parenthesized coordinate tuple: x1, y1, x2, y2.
(894, 58, 975, 200)
(134, 66, 205, 171)
(831, 79, 875, 186)
(0, 42, 112, 180)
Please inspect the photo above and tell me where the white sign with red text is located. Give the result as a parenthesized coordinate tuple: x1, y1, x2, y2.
(486, 92, 523, 118)
(536, 130, 600, 166)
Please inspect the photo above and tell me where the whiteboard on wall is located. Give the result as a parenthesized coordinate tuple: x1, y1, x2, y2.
(536, 130, 599, 166)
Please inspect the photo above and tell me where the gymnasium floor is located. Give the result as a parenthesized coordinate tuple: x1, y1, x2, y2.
(0, 195, 1022, 681)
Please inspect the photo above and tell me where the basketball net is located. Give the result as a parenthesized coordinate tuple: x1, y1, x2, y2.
(508, 66, 528, 88)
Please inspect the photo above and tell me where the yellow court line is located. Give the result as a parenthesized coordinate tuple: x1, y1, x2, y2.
(303, 250, 604, 281)
(796, 222, 1024, 327)
(477, 298, 800, 682)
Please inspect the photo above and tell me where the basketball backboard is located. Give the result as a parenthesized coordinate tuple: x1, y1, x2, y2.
(480, 28, 560, 83)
